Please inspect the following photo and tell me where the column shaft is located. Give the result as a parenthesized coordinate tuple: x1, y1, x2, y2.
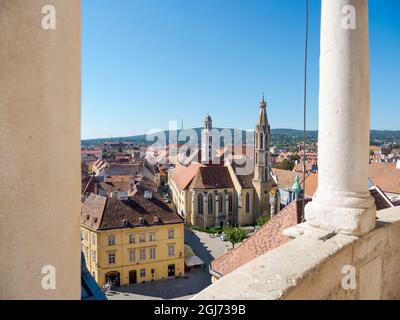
(0, 0, 81, 299)
(305, 0, 376, 236)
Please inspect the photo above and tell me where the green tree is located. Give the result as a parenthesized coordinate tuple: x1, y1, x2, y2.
(257, 215, 270, 227)
(290, 154, 301, 162)
(275, 159, 295, 171)
(223, 227, 249, 249)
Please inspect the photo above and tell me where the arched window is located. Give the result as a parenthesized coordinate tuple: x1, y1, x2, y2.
(208, 194, 213, 215)
(198, 194, 204, 215)
(218, 193, 223, 213)
(228, 193, 233, 213)
(259, 133, 264, 149)
(245, 193, 250, 213)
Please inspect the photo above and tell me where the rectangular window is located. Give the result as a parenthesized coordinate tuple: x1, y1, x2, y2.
(149, 232, 156, 242)
(150, 247, 156, 260)
(139, 233, 146, 243)
(129, 234, 135, 244)
(108, 253, 116, 265)
(91, 250, 96, 263)
(108, 235, 116, 246)
(140, 248, 146, 261)
(168, 229, 175, 239)
(129, 250, 136, 262)
(84, 246, 88, 258)
(91, 234, 96, 246)
(140, 268, 146, 278)
(168, 244, 175, 257)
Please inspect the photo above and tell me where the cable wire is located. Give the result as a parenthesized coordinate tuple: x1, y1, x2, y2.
(302, 0, 309, 221)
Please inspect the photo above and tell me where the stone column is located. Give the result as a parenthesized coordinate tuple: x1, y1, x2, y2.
(225, 192, 231, 226)
(204, 192, 208, 228)
(0, 1, 81, 299)
(190, 190, 196, 226)
(305, 0, 376, 236)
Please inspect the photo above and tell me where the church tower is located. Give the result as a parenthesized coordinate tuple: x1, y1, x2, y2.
(253, 96, 273, 217)
(201, 114, 214, 163)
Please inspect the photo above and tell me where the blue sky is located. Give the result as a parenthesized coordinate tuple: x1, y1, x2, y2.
(82, 0, 400, 140)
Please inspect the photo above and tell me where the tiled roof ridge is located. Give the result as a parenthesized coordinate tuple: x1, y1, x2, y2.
(210, 200, 299, 275)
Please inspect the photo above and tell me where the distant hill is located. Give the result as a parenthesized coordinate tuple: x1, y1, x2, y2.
(81, 128, 400, 147)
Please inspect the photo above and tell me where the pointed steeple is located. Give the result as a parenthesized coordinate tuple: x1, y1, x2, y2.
(258, 95, 268, 126)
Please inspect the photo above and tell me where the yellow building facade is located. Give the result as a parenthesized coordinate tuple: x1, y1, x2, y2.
(81, 223, 185, 287)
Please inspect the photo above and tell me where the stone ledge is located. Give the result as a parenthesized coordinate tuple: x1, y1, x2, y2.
(192, 207, 400, 300)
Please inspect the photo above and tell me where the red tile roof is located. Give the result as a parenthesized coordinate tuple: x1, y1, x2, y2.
(171, 163, 205, 190)
(272, 168, 300, 190)
(275, 171, 392, 209)
(81, 187, 184, 231)
(303, 173, 318, 198)
(210, 200, 307, 278)
(369, 163, 400, 194)
(190, 166, 234, 190)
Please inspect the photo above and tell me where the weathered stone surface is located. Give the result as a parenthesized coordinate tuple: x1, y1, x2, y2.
(193, 207, 400, 300)
(304, 0, 376, 237)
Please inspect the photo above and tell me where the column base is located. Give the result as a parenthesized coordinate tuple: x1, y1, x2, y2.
(305, 192, 377, 237)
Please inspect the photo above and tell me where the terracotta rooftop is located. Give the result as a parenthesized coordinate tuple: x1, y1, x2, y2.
(190, 166, 234, 190)
(230, 162, 254, 189)
(210, 200, 308, 278)
(274, 170, 394, 210)
(81, 186, 184, 231)
(99, 181, 131, 195)
(272, 168, 300, 191)
(303, 173, 318, 198)
(369, 162, 400, 194)
(369, 146, 382, 152)
(293, 159, 317, 173)
(104, 164, 140, 177)
(171, 163, 205, 190)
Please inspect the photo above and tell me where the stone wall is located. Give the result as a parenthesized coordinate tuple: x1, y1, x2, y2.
(193, 207, 400, 300)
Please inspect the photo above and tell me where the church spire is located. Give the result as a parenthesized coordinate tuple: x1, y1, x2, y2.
(258, 95, 268, 126)
(253, 95, 272, 218)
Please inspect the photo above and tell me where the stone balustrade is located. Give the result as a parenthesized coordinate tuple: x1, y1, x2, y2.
(193, 206, 400, 300)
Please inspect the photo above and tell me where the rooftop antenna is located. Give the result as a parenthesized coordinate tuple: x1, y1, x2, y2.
(302, 0, 309, 222)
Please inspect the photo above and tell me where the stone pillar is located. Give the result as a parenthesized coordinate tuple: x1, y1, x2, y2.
(190, 190, 196, 226)
(305, 0, 376, 236)
(225, 192, 229, 216)
(0, 1, 81, 299)
(215, 193, 219, 214)
(204, 192, 208, 228)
